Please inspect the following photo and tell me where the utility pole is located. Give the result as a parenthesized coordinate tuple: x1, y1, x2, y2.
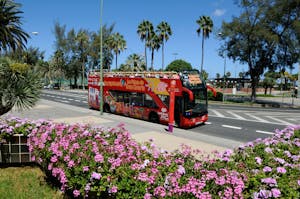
(99, 0, 104, 115)
(298, 61, 300, 98)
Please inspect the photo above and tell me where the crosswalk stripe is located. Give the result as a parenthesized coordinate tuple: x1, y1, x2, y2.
(265, 116, 293, 125)
(227, 111, 246, 120)
(210, 109, 225, 117)
(244, 113, 269, 123)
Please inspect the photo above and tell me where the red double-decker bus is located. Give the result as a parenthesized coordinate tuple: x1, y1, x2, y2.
(88, 70, 215, 128)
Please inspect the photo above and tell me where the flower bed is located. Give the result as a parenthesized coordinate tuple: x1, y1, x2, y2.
(0, 117, 36, 163)
(1, 117, 299, 198)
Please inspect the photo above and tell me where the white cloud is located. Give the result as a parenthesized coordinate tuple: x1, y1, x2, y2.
(213, 9, 226, 17)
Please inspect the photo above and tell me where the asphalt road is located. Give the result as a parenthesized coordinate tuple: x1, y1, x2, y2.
(41, 90, 300, 143)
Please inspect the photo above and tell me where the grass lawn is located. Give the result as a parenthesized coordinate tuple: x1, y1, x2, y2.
(0, 166, 64, 199)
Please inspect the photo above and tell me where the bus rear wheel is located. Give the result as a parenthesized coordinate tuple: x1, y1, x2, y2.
(149, 112, 159, 124)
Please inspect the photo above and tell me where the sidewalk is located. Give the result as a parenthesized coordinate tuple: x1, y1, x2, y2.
(3, 99, 235, 154)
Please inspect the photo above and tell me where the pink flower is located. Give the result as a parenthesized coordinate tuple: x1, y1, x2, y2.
(144, 193, 152, 199)
(154, 186, 166, 197)
(50, 155, 58, 163)
(177, 165, 185, 175)
(91, 172, 101, 180)
(94, 154, 104, 163)
(110, 185, 118, 193)
(83, 166, 89, 172)
(255, 157, 262, 165)
(263, 166, 272, 172)
(68, 160, 75, 168)
(276, 167, 286, 174)
(73, 190, 80, 197)
(271, 188, 281, 198)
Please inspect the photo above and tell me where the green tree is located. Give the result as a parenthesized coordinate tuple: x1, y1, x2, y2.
(156, 21, 172, 70)
(219, 0, 300, 101)
(76, 29, 90, 89)
(107, 32, 126, 70)
(201, 69, 209, 80)
(225, 71, 231, 78)
(0, 57, 42, 115)
(216, 73, 221, 78)
(137, 20, 154, 70)
(119, 53, 145, 71)
(165, 59, 193, 72)
(0, 0, 29, 52)
(196, 16, 213, 74)
(262, 71, 280, 94)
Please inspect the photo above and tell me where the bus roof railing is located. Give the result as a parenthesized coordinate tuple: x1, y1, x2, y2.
(89, 70, 180, 79)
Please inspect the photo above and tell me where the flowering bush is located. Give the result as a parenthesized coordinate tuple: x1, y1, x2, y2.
(211, 125, 300, 198)
(0, 117, 45, 142)
(0, 117, 299, 198)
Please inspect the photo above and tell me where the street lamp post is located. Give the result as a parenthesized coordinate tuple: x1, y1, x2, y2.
(99, 0, 104, 115)
(297, 62, 300, 98)
(223, 54, 226, 102)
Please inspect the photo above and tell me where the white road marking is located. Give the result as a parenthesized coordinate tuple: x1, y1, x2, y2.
(210, 109, 225, 117)
(256, 130, 274, 135)
(58, 100, 70, 103)
(222, 125, 242, 130)
(227, 111, 246, 120)
(244, 113, 269, 123)
(205, 122, 211, 125)
(266, 116, 293, 125)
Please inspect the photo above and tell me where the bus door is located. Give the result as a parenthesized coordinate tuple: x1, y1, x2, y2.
(174, 97, 182, 127)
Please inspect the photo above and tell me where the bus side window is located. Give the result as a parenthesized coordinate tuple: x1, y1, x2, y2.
(124, 92, 130, 104)
(144, 94, 158, 109)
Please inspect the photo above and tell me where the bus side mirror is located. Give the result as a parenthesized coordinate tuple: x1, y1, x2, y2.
(207, 85, 217, 97)
(182, 87, 194, 101)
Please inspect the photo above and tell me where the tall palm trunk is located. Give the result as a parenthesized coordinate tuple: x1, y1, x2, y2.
(115, 53, 118, 70)
(151, 49, 154, 71)
(201, 33, 204, 73)
(144, 43, 147, 71)
(162, 41, 165, 71)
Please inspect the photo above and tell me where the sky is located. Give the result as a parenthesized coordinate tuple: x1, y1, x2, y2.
(16, 0, 298, 79)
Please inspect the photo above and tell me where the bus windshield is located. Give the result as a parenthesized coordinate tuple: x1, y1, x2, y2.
(179, 70, 208, 117)
(183, 88, 207, 117)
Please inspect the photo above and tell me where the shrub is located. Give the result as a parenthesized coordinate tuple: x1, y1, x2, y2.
(208, 90, 223, 101)
(1, 117, 299, 198)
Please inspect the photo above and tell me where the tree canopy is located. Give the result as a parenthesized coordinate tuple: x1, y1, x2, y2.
(219, 0, 300, 101)
(165, 59, 193, 72)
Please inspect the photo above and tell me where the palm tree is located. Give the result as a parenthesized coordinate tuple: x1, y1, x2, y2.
(126, 53, 145, 71)
(0, 0, 29, 52)
(147, 34, 161, 71)
(137, 20, 154, 71)
(0, 57, 42, 115)
(196, 16, 213, 74)
(156, 21, 172, 70)
(107, 32, 126, 70)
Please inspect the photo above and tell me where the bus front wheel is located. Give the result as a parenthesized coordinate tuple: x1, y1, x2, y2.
(149, 112, 159, 124)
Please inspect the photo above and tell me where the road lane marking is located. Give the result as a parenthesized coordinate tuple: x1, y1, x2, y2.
(256, 130, 274, 135)
(205, 122, 211, 125)
(222, 125, 242, 130)
(244, 113, 269, 123)
(227, 111, 246, 120)
(266, 116, 293, 125)
(57, 100, 70, 103)
(210, 109, 225, 117)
